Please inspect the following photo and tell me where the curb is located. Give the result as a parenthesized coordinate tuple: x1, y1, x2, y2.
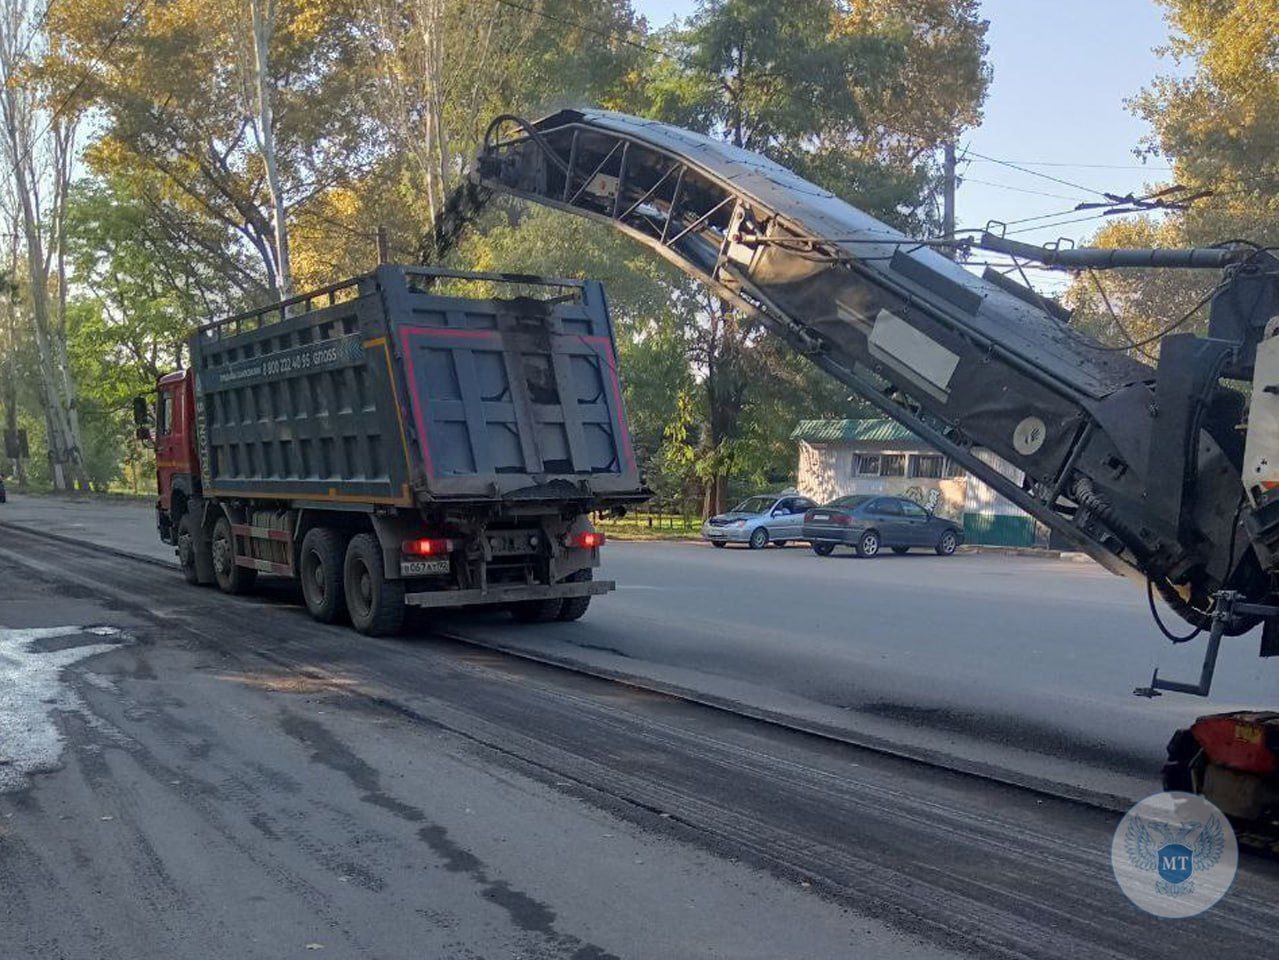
(958, 543, 1093, 562)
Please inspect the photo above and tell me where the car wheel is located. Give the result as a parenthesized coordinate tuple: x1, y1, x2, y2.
(711, 541, 727, 549)
(211, 515, 257, 594)
(812, 543, 835, 557)
(892, 546, 910, 555)
(855, 529, 881, 558)
(748, 527, 768, 550)
(935, 530, 959, 556)
(300, 527, 348, 623)
(344, 533, 405, 636)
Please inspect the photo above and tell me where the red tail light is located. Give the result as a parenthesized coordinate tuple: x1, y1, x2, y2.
(567, 531, 605, 549)
(402, 537, 454, 556)
(834, 513, 851, 526)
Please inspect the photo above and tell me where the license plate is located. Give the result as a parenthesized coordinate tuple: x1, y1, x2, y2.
(400, 558, 450, 576)
(812, 513, 830, 521)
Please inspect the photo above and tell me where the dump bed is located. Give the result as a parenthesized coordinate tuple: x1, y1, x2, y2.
(189, 265, 643, 506)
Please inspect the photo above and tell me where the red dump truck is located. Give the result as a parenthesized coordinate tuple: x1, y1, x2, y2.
(137, 265, 646, 635)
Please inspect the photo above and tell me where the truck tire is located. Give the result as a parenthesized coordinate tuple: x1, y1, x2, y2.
(344, 533, 405, 636)
(510, 596, 564, 623)
(300, 527, 347, 624)
(211, 515, 257, 594)
(556, 569, 593, 622)
(177, 512, 208, 585)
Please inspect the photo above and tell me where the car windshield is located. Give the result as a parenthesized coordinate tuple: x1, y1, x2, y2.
(730, 496, 775, 514)
(829, 495, 872, 509)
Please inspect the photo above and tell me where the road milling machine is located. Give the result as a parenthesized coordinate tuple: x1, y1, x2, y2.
(450, 108, 1279, 824)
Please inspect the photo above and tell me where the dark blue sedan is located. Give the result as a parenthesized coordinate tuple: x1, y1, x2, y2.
(802, 495, 963, 557)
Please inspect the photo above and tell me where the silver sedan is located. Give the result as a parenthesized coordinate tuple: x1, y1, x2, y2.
(701, 494, 818, 549)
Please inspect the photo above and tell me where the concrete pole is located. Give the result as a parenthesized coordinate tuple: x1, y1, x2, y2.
(942, 141, 957, 260)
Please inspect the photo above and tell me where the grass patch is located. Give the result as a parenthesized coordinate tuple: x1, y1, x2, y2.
(595, 513, 702, 541)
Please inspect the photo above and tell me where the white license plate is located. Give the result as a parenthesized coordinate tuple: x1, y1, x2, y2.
(400, 558, 450, 576)
(812, 513, 830, 521)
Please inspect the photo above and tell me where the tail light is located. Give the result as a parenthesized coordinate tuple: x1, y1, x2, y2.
(566, 531, 605, 550)
(402, 537, 455, 556)
(833, 514, 851, 526)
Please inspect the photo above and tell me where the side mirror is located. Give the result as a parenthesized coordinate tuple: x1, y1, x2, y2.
(132, 395, 150, 427)
(135, 426, 152, 442)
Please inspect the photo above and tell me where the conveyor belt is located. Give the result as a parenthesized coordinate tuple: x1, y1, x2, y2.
(475, 109, 1255, 611)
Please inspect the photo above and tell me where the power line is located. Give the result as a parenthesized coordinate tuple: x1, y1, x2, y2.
(959, 176, 1090, 203)
(1005, 209, 1134, 236)
(966, 158, 1174, 172)
(490, 0, 666, 57)
(489, 0, 1169, 226)
(963, 149, 1111, 198)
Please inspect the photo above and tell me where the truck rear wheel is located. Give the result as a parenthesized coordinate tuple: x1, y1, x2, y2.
(344, 533, 405, 636)
(510, 596, 564, 623)
(300, 527, 347, 623)
(557, 569, 593, 622)
(211, 515, 257, 594)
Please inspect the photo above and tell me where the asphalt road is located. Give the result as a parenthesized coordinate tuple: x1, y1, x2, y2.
(3, 521, 1279, 959)
(3, 493, 1274, 803)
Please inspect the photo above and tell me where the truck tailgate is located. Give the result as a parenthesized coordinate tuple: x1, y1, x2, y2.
(387, 272, 640, 499)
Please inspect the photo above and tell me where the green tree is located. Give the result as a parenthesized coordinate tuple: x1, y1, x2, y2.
(1131, 0, 1279, 247)
(46, 0, 378, 300)
(1065, 0, 1279, 356)
(631, 0, 988, 512)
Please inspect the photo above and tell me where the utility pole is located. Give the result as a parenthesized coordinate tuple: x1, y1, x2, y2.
(942, 141, 957, 260)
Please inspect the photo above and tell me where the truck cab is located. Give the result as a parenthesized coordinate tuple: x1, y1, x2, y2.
(152, 369, 198, 544)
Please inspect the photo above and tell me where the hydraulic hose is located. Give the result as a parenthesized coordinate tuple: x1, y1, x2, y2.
(1070, 477, 1259, 636)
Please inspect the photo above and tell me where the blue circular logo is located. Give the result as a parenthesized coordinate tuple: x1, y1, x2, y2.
(1112, 791, 1238, 918)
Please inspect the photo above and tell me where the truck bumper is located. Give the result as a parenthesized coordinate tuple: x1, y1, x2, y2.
(405, 578, 614, 609)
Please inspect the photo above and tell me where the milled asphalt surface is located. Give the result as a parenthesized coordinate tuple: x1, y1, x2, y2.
(3, 518, 1279, 959)
(2, 493, 1273, 802)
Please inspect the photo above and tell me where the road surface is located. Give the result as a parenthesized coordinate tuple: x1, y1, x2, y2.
(2, 492, 1272, 802)
(2, 518, 1278, 959)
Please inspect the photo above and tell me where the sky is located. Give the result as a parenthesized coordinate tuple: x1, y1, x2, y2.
(633, 0, 1184, 293)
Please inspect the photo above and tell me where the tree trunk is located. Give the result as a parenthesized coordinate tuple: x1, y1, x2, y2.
(0, 124, 85, 488)
(0, 4, 87, 491)
(249, 0, 292, 300)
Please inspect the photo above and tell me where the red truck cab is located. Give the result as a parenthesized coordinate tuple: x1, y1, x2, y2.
(153, 369, 199, 543)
